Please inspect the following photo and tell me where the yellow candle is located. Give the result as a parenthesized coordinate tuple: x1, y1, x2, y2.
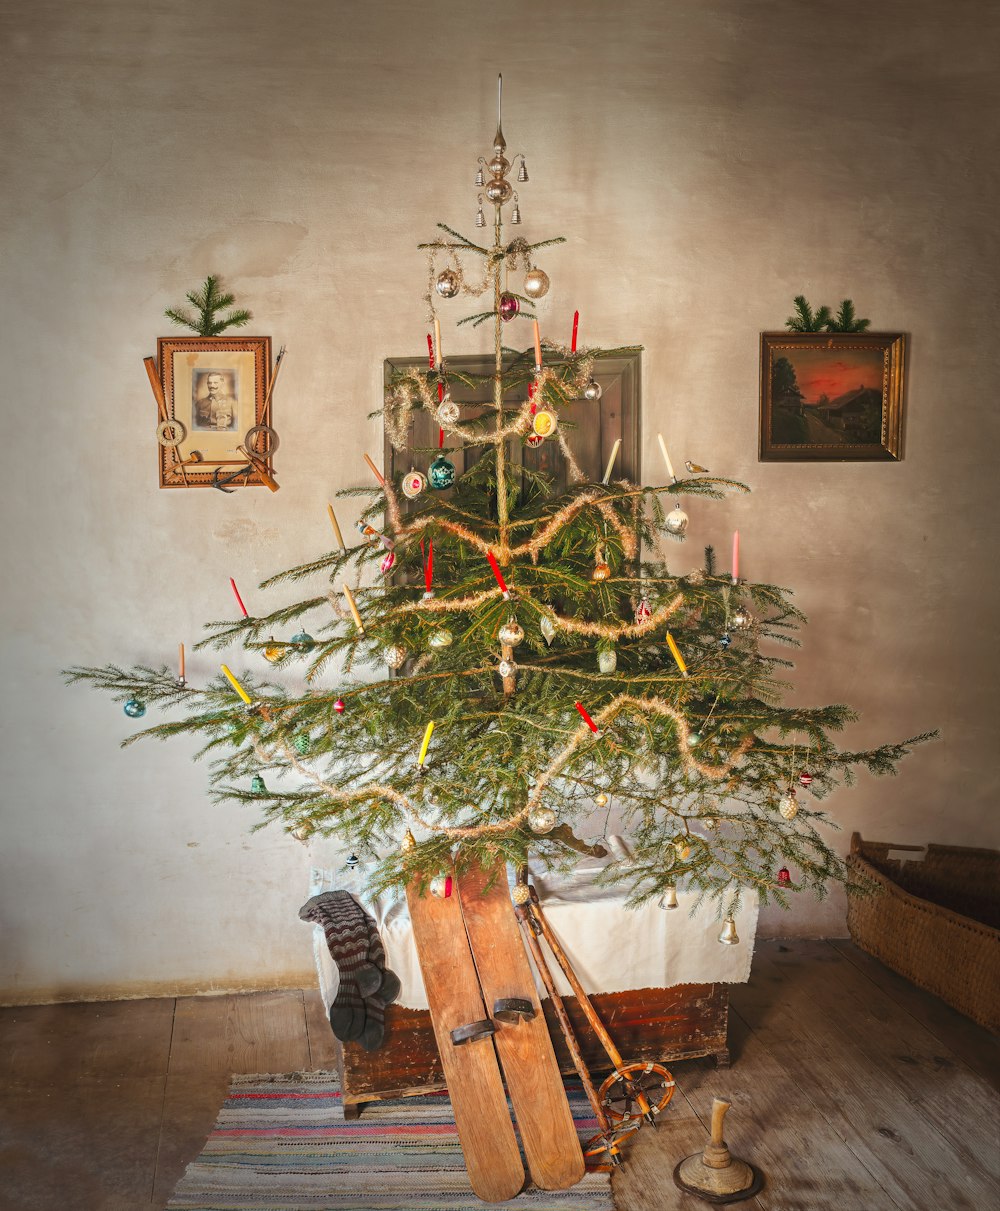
(178, 643, 185, 680)
(417, 720, 435, 765)
(665, 632, 688, 677)
(657, 433, 676, 481)
(532, 320, 542, 369)
(327, 503, 346, 551)
(601, 438, 622, 485)
(433, 317, 442, 367)
(342, 584, 365, 633)
(221, 664, 252, 704)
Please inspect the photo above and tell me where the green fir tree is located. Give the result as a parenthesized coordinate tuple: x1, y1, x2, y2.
(165, 275, 253, 336)
(68, 120, 930, 920)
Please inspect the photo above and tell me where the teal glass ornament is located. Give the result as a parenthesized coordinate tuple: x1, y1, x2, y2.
(251, 774, 267, 794)
(293, 733, 310, 755)
(290, 631, 314, 650)
(123, 698, 146, 718)
(428, 453, 456, 490)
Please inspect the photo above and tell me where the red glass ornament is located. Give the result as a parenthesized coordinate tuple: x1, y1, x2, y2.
(799, 771, 814, 787)
(380, 549, 396, 574)
(499, 292, 520, 322)
(777, 867, 791, 886)
(525, 433, 544, 447)
(334, 698, 346, 714)
(635, 596, 653, 624)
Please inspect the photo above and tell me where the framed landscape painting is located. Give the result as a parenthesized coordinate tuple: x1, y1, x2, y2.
(759, 332, 906, 461)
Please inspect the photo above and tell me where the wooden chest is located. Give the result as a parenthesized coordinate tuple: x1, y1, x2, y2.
(336, 982, 729, 1118)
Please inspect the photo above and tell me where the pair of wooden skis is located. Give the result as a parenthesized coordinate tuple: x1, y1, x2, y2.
(406, 859, 585, 1203)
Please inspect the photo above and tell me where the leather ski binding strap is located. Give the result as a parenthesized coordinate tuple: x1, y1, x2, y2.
(450, 1018, 496, 1046)
(493, 996, 536, 1024)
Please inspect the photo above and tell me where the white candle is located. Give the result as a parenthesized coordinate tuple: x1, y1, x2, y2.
(657, 433, 676, 481)
(732, 530, 740, 583)
(601, 438, 621, 485)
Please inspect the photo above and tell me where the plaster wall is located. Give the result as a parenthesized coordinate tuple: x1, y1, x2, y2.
(1, 0, 997, 1001)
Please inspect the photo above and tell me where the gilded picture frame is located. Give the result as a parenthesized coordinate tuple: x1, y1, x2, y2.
(759, 332, 906, 462)
(155, 336, 273, 489)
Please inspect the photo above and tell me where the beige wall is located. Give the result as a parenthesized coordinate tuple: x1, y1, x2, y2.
(1, 1, 997, 1002)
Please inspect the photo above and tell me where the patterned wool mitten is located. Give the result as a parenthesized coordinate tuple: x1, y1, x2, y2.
(358, 912, 402, 1052)
(299, 892, 383, 1043)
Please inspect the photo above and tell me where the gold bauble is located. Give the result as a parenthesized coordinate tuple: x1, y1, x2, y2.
(594, 792, 609, 808)
(485, 177, 513, 204)
(401, 829, 416, 852)
(779, 791, 799, 820)
(512, 883, 531, 906)
(528, 805, 557, 834)
(523, 268, 550, 299)
(263, 638, 284, 663)
(498, 617, 525, 646)
(591, 561, 611, 582)
(290, 823, 314, 843)
(487, 154, 510, 176)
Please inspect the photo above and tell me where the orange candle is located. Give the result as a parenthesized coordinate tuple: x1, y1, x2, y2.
(327, 503, 346, 551)
(532, 320, 542, 369)
(178, 643, 186, 681)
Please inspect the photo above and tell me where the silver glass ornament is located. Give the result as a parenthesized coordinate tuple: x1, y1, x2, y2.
(583, 379, 603, 402)
(475, 159, 486, 186)
(435, 269, 460, 299)
(598, 648, 618, 674)
(523, 268, 550, 299)
(428, 628, 453, 649)
(498, 616, 525, 646)
(401, 468, 426, 500)
(485, 177, 513, 204)
(346, 852, 360, 868)
(516, 154, 528, 182)
(385, 644, 407, 669)
(498, 657, 517, 679)
(730, 606, 753, 631)
(511, 196, 521, 225)
(687, 730, 702, 748)
(528, 805, 558, 834)
(658, 886, 679, 910)
(437, 396, 460, 424)
(665, 507, 689, 536)
(475, 197, 485, 228)
(540, 615, 556, 645)
(779, 790, 799, 820)
(488, 153, 509, 176)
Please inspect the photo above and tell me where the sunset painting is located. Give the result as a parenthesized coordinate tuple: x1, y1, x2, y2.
(759, 333, 906, 461)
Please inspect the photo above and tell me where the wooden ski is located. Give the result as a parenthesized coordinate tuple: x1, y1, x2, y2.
(457, 860, 585, 1191)
(405, 870, 525, 1204)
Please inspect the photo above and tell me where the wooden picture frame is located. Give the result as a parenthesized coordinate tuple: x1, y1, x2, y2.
(759, 332, 906, 462)
(154, 336, 274, 489)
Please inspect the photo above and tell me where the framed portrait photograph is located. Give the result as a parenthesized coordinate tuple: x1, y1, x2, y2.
(759, 332, 906, 462)
(155, 336, 273, 489)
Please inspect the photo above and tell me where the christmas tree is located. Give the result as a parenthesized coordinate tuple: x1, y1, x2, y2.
(66, 80, 929, 923)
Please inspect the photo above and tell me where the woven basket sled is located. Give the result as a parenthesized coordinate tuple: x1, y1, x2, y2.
(846, 832, 1000, 1033)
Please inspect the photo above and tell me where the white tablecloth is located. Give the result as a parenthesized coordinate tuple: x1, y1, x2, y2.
(305, 838, 758, 1012)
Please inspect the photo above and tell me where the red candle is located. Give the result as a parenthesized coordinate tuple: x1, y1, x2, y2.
(426, 333, 434, 369)
(437, 381, 444, 402)
(487, 550, 510, 598)
(574, 701, 599, 734)
(439, 427, 445, 448)
(571, 310, 579, 353)
(424, 540, 434, 594)
(230, 577, 248, 618)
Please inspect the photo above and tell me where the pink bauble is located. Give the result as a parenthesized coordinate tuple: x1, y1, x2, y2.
(380, 550, 396, 574)
(499, 293, 520, 322)
(334, 698, 346, 714)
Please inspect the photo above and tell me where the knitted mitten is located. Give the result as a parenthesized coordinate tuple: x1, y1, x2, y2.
(299, 892, 383, 1042)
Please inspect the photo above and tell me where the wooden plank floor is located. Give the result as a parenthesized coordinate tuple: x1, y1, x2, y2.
(0, 940, 996, 1210)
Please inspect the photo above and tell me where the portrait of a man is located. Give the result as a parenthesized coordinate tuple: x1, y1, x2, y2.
(193, 370, 238, 431)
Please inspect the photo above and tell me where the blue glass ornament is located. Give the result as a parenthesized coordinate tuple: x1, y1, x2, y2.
(687, 731, 703, 748)
(251, 774, 267, 794)
(428, 453, 456, 490)
(719, 633, 732, 649)
(290, 631, 315, 650)
(123, 698, 146, 718)
(293, 733, 310, 755)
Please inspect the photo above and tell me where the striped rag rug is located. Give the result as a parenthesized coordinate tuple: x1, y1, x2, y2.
(166, 1070, 614, 1210)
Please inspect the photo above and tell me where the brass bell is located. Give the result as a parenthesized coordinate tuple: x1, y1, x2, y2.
(516, 154, 529, 182)
(718, 917, 740, 945)
(659, 886, 679, 910)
